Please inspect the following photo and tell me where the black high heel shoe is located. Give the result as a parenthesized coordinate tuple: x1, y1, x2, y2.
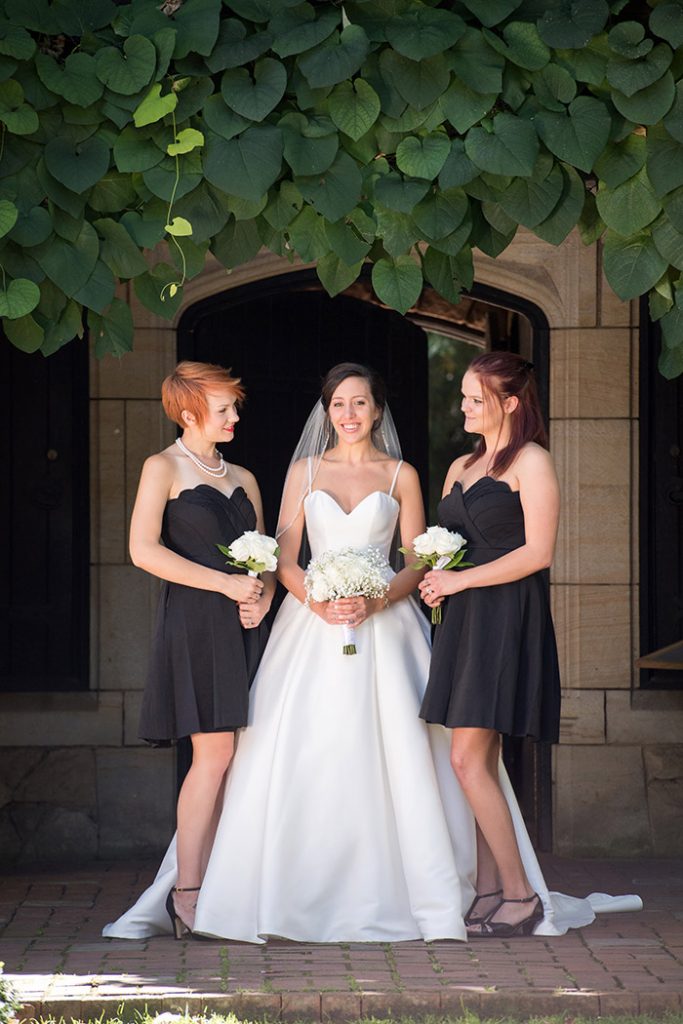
(464, 888, 503, 928)
(480, 892, 544, 938)
(165, 885, 200, 940)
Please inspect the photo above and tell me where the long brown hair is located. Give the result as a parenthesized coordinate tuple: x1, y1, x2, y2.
(464, 351, 547, 477)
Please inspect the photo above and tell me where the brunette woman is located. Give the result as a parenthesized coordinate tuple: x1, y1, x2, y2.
(419, 351, 560, 938)
(128, 361, 274, 938)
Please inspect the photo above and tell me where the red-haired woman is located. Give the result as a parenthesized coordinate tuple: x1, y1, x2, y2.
(128, 361, 274, 938)
(419, 352, 560, 938)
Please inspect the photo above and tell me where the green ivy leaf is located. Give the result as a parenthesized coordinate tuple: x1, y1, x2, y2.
(650, 3, 683, 49)
(379, 51, 450, 111)
(328, 79, 380, 142)
(0, 276, 39, 318)
(594, 133, 646, 189)
(611, 72, 676, 126)
(608, 21, 653, 60)
(221, 58, 287, 122)
(0, 197, 18, 237)
(663, 81, 683, 145)
(385, 7, 465, 61)
(0, 80, 38, 135)
(596, 166, 661, 235)
(372, 254, 422, 314)
(465, 112, 539, 177)
(0, 20, 36, 61)
(532, 164, 585, 245)
(441, 80, 496, 134)
(167, 128, 205, 157)
(422, 246, 462, 304)
(45, 136, 111, 194)
(287, 205, 329, 261)
(537, 0, 609, 49)
(316, 251, 363, 297)
(201, 94, 249, 141)
(458, 0, 523, 28)
(450, 27, 505, 94)
(375, 205, 420, 258)
(439, 140, 479, 188)
(8, 204, 51, 246)
(646, 126, 683, 198)
(651, 214, 683, 270)
(35, 53, 103, 107)
(412, 187, 469, 239)
(296, 150, 362, 221)
(324, 217, 371, 265)
(298, 25, 370, 89)
(94, 217, 149, 278)
(280, 113, 339, 175)
(171, 0, 222, 59)
(204, 126, 283, 201)
(133, 83, 178, 128)
(133, 262, 183, 318)
(500, 163, 564, 228)
(89, 298, 134, 358)
(96, 35, 157, 96)
(113, 125, 165, 173)
(484, 22, 550, 71)
(663, 185, 683, 233)
(33, 221, 99, 297)
(271, 6, 339, 59)
(3, 312, 43, 351)
(396, 131, 450, 179)
(607, 43, 672, 98)
(533, 96, 611, 172)
(262, 181, 303, 231)
(374, 173, 430, 213)
(73, 259, 116, 313)
(603, 228, 668, 300)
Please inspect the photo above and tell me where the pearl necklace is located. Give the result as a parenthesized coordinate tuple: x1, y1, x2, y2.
(175, 437, 227, 478)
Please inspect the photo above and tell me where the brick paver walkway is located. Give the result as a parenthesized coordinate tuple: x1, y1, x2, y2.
(2, 856, 682, 1020)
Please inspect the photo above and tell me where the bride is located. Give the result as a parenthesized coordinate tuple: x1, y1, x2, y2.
(103, 362, 638, 943)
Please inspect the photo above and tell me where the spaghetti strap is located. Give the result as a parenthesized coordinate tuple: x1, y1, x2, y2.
(389, 460, 404, 497)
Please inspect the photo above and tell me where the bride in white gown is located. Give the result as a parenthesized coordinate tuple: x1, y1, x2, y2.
(104, 363, 640, 943)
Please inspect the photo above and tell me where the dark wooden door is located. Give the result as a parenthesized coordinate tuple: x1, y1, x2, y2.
(1, 340, 89, 691)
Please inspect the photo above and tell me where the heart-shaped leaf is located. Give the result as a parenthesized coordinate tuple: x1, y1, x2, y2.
(650, 3, 683, 48)
(167, 128, 205, 156)
(297, 151, 362, 221)
(0, 276, 40, 318)
(0, 79, 38, 135)
(441, 80, 497, 134)
(594, 134, 646, 189)
(607, 43, 672, 97)
(450, 27, 505, 94)
(45, 135, 111, 194)
(500, 164, 564, 228)
(298, 25, 370, 89)
(33, 221, 99, 297)
(663, 80, 683, 144)
(206, 19, 273, 72)
(537, 0, 608, 48)
(280, 113, 339, 175)
(287, 206, 330, 262)
(533, 96, 611, 173)
(89, 298, 134, 358)
(596, 166, 661, 235)
(611, 72, 676, 126)
(316, 252, 363, 297)
(396, 132, 450, 180)
(4, 313, 43, 352)
(603, 228, 668, 300)
(608, 21, 653, 60)
(133, 83, 178, 128)
(533, 164, 585, 245)
(271, 6, 339, 58)
(328, 79, 380, 141)
(412, 188, 469, 239)
(0, 198, 18, 238)
(379, 50, 450, 111)
(113, 125, 165, 173)
(386, 7, 465, 61)
(204, 125, 283, 201)
(422, 247, 462, 305)
(96, 35, 156, 96)
(221, 58, 287, 122)
(374, 173, 430, 213)
(166, 216, 193, 237)
(35, 52, 103, 107)
(372, 255, 422, 314)
(465, 113, 539, 177)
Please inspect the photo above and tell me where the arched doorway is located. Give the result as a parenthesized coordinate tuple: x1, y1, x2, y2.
(177, 269, 552, 848)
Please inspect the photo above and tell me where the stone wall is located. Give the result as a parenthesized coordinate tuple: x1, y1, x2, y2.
(1, 230, 682, 863)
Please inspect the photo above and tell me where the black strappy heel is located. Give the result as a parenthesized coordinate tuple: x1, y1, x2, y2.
(464, 888, 503, 927)
(165, 885, 200, 940)
(481, 892, 544, 938)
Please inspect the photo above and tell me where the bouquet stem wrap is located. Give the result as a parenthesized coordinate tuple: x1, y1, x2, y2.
(342, 625, 357, 656)
(400, 526, 472, 626)
(304, 546, 391, 656)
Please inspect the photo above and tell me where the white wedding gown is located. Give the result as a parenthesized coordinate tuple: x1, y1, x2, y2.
(104, 484, 641, 942)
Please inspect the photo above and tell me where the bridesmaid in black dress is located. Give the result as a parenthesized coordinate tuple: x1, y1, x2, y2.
(419, 351, 560, 938)
(129, 361, 275, 937)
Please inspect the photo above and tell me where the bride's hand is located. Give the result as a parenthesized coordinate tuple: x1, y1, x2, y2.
(324, 597, 379, 626)
(238, 595, 269, 629)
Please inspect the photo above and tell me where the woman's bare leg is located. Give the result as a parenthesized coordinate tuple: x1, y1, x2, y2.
(452, 727, 537, 928)
(174, 730, 235, 927)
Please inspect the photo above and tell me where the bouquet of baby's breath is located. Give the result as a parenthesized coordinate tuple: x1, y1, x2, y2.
(401, 526, 471, 624)
(217, 530, 279, 576)
(304, 546, 391, 654)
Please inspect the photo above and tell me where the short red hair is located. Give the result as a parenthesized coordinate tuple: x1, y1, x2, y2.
(161, 361, 245, 428)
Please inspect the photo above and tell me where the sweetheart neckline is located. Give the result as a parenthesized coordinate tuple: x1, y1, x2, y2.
(169, 484, 247, 505)
(306, 489, 399, 517)
(452, 477, 517, 498)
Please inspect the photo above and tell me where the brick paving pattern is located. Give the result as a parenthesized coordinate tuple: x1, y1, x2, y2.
(1, 855, 682, 1020)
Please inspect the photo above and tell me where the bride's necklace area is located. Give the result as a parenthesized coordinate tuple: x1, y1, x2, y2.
(175, 436, 227, 478)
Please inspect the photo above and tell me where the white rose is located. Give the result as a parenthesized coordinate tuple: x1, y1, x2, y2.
(430, 526, 465, 556)
(228, 534, 252, 561)
(412, 531, 434, 556)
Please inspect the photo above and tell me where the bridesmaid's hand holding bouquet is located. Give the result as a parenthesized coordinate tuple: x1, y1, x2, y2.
(217, 531, 279, 627)
(402, 526, 471, 624)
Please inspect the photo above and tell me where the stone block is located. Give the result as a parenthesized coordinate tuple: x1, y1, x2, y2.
(553, 744, 651, 856)
(0, 693, 122, 746)
(92, 400, 126, 564)
(643, 746, 683, 855)
(125, 400, 174, 559)
(550, 327, 631, 419)
(600, 262, 637, 328)
(559, 689, 605, 744)
(99, 565, 157, 691)
(13, 749, 96, 807)
(552, 585, 631, 688)
(474, 228, 598, 328)
(90, 308, 176, 400)
(552, 419, 631, 584)
(96, 747, 175, 858)
(5, 804, 97, 864)
(124, 690, 145, 745)
(607, 691, 683, 744)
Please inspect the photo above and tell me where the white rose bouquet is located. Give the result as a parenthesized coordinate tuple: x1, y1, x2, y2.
(304, 546, 391, 654)
(401, 526, 471, 624)
(217, 531, 279, 577)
